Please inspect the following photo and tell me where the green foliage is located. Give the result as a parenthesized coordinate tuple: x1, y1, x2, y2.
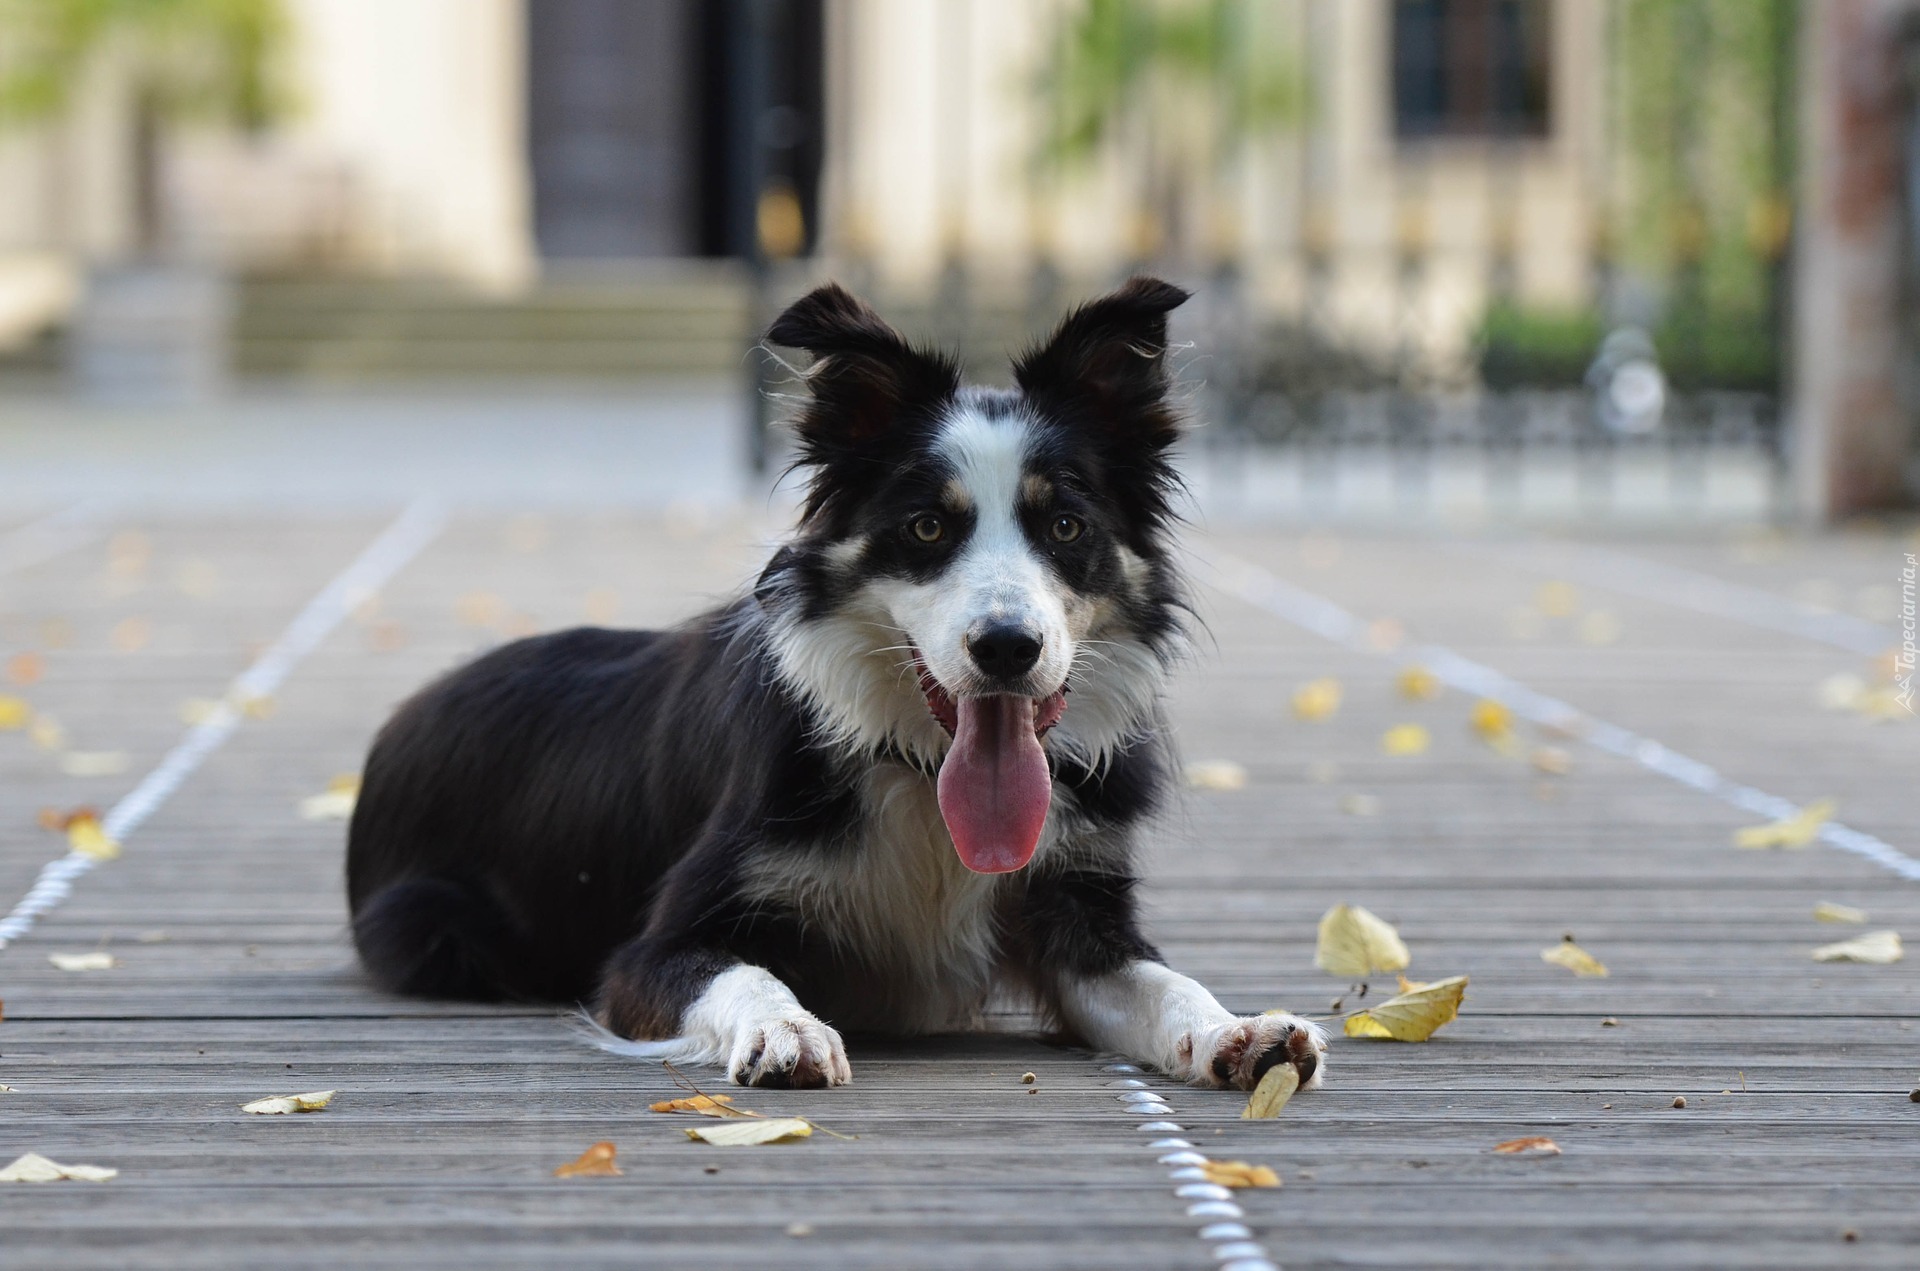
(0, 0, 292, 127)
(1033, 0, 1302, 170)
(1476, 301, 1778, 392)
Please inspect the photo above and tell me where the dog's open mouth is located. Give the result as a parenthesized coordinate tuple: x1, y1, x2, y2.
(914, 654, 1066, 876)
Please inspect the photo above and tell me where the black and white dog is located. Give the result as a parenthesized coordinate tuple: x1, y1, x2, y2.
(346, 277, 1327, 1092)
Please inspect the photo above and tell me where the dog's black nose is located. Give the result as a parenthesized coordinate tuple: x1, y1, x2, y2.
(967, 624, 1043, 680)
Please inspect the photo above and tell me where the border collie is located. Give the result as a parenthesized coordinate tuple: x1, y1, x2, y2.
(346, 278, 1328, 1092)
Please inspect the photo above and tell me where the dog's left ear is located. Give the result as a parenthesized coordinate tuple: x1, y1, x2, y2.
(768, 283, 958, 447)
(1013, 276, 1190, 433)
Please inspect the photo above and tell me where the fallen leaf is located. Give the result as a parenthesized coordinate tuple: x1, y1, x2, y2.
(1292, 678, 1342, 721)
(299, 775, 361, 821)
(1200, 1160, 1282, 1188)
(6, 652, 44, 685)
(1241, 1064, 1300, 1119)
(1578, 611, 1622, 645)
(179, 698, 223, 725)
(1530, 746, 1573, 775)
(59, 751, 129, 777)
(1469, 699, 1513, 741)
(1396, 664, 1441, 700)
(0, 1152, 117, 1183)
(1811, 931, 1902, 964)
(1184, 760, 1247, 791)
(1380, 723, 1430, 756)
(0, 695, 30, 729)
(27, 715, 63, 750)
(1541, 938, 1609, 977)
(1343, 974, 1468, 1042)
(1735, 798, 1834, 849)
(553, 1141, 622, 1177)
(1315, 903, 1411, 977)
(456, 591, 505, 628)
(241, 1090, 336, 1114)
(48, 952, 116, 971)
(1813, 902, 1868, 924)
(1537, 581, 1579, 617)
(1492, 1136, 1561, 1156)
(111, 617, 152, 653)
(65, 813, 120, 861)
(649, 1094, 736, 1115)
(237, 693, 275, 720)
(684, 1117, 812, 1146)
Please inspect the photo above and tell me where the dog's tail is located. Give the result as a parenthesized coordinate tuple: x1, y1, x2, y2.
(351, 877, 531, 1001)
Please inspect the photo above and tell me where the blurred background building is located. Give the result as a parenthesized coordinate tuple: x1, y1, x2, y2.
(0, 0, 1915, 521)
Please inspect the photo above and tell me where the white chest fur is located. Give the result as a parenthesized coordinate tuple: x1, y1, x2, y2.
(740, 763, 1017, 1033)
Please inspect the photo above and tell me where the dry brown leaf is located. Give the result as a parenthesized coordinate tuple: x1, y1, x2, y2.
(1734, 798, 1834, 849)
(1200, 1160, 1282, 1188)
(1811, 931, 1902, 964)
(1380, 724, 1430, 756)
(241, 1090, 335, 1115)
(553, 1141, 622, 1177)
(1292, 678, 1342, 721)
(1813, 902, 1868, 924)
(649, 1094, 737, 1116)
(0, 1152, 117, 1183)
(1541, 938, 1609, 978)
(1344, 975, 1468, 1042)
(684, 1117, 812, 1146)
(1492, 1136, 1561, 1156)
(1241, 1064, 1300, 1120)
(1315, 903, 1411, 978)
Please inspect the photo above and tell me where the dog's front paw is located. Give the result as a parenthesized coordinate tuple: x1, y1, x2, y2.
(726, 1012, 852, 1089)
(1189, 1013, 1327, 1091)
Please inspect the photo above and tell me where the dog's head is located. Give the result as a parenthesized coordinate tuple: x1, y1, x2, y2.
(757, 278, 1190, 873)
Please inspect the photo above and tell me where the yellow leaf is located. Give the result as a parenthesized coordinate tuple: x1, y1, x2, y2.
(48, 952, 116, 972)
(299, 776, 360, 821)
(1537, 581, 1579, 617)
(649, 1094, 737, 1115)
(1541, 939, 1609, 977)
(66, 814, 120, 861)
(1292, 678, 1342, 721)
(1184, 760, 1247, 791)
(1343, 974, 1467, 1042)
(1492, 1136, 1561, 1156)
(1240, 1064, 1300, 1120)
(1200, 1160, 1282, 1188)
(1811, 931, 1902, 964)
(1315, 904, 1411, 978)
(1380, 723, 1430, 756)
(685, 1117, 812, 1146)
(241, 1090, 336, 1114)
(1469, 699, 1513, 740)
(0, 1152, 117, 1183)
(1813, 902, 1867, 924)
(1396, 664, 1441, 700)
(1734, 798, 1834, 849)
(0, 695, 31, 729)
(553, 1141, 621, 1177)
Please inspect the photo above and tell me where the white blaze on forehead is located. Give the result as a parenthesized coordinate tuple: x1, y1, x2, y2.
(935, 406, 1034, 539)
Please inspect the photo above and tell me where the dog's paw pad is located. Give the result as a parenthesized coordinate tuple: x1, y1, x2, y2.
(1201, 1013, 1328, 1091)
(728, 1013, 852, 1089)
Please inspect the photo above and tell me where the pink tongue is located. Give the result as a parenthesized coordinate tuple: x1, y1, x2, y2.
(937, 695, 1052, 874)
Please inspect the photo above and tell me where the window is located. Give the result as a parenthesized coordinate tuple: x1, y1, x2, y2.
(1393, 0, 1552, 140)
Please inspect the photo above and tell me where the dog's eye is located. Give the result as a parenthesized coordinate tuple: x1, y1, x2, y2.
(1050, 515, 1084, 543)
(909, 515, 945, 544)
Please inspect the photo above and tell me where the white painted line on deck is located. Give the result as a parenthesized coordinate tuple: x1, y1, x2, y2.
(1199, 551, 1920, 884)
(0, 499, 113, 579)
(0, 498, 447, 950)
(1447, 538, 1895, 657)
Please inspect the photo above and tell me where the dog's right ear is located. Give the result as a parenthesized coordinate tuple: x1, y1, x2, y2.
(768, 284, 958, 447)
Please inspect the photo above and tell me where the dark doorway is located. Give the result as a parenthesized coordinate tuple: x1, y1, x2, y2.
(526, 0, 823, 260)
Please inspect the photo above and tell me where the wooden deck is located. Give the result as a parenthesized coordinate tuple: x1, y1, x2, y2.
(1, 507, 1915, 1269)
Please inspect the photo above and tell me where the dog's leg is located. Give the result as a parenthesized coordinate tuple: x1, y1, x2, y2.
(1018, 868, 1326, 1090)
(595, 943, 851, 1089)
(1054, 959, 1327, 1091)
